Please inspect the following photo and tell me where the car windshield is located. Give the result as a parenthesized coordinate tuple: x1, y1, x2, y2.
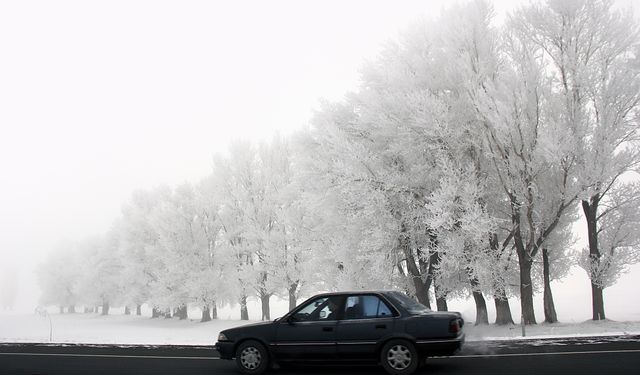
(389, 292, 431, 313)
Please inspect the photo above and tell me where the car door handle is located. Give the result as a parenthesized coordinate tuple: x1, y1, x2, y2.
(322, 327, 333, 332)
(375, 324, 387, 329)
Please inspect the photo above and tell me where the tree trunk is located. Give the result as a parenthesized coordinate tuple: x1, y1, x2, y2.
(201, 306, 211, 322)
(399, 223, 435, 309)
(175, 305, 188, 320)
(68, 305, 76, 314)
(136, 305, 142, 316)
(489, 232, 514, 325)
(411, 276, 430, 308)
(542, 248, 558, 323)
(240, 295, 249, 320)
(494, 289, 514, 325)
(151, 307, 162, 318)
(101, 302, 109, 316)
(494, 297, 514, 325)
(124, 306, 131, 315)
(434, 272, 448, 312)
(403, 245, 431, 308)
(582, 198, 606, 320)
(288, 283, 298, 311)
(511, 192, 540, 326)
(518, 257, 536, 325)
(435, 295, 448, 311)
(471, 290, 488, 325)
(211, 302, 218, 320)
(591, 283, 605, 320)
(260, 294, 271, 321)
(469, 273, 488, 325)
(59, 306, 64, 314)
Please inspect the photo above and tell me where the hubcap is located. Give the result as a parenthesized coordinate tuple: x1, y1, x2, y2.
(240, 346, 262, 370)
(387, 344, 412, 370)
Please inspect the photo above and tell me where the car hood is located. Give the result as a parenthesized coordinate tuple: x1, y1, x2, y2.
(225, 320, 274, 332)
(229, 320, 273, 330)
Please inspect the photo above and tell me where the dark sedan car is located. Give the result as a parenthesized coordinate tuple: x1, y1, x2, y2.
(215, 291, 464, 375)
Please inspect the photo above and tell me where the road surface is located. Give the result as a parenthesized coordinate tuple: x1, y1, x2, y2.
(1, 335, 638, 375)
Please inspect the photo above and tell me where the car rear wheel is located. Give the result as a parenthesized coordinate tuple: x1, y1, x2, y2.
(235, 340, 269, 375)
(380, 339, 419, 375)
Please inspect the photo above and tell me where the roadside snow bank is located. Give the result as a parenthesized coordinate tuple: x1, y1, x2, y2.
(464, 319, 640, 341)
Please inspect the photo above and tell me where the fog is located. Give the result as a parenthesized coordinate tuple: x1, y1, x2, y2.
(1, 0, 638, 317)
(0, 0, 459, 312)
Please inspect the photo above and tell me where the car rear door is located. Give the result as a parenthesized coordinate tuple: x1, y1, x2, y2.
(335, 294, 396, 361)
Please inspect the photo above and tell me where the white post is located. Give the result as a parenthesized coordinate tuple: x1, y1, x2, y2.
(36, 306, 53, 342)
(521, 309, 526, 337)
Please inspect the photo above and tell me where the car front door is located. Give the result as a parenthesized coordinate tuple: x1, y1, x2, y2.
(274, 295, 343, 361)
(335, 294, 396, 361)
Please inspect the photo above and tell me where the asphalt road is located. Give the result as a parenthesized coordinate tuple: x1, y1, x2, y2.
(1, 335, 639, 375)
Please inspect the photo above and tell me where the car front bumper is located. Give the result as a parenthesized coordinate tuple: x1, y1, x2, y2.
(214, 341, 235, 359)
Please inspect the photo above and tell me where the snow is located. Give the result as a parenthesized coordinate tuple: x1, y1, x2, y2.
(1, 311, 639, 346)
(3, 272, 640, 345)
(0, 312, 241, 346)
(464, 319, 640, 341)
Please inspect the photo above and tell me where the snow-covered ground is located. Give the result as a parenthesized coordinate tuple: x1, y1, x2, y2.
(2, 266, 639, 345)
(1, 311, 639, 346)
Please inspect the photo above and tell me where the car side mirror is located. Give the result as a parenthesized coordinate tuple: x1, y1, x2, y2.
(286, 315, 296, 325)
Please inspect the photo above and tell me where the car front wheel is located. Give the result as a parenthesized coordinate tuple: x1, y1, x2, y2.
(380, 339, 419, 375)
(235, 340, 269, 375)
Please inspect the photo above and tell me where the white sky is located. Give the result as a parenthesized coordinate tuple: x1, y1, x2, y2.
(1, 0, 638, 314)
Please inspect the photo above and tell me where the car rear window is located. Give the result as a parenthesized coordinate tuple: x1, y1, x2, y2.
(389, 291, 431, 313)
(344, 295, 394, 319)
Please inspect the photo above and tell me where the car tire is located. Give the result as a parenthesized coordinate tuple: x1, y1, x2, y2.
(380, 339, 419, 375)
(235, 340, 269, 375)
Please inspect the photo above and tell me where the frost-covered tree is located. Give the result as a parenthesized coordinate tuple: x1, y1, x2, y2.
(75, 233, 124, 315)
(120, 187, 172, 317)
(259, 135, 321, 310)
(578, 182, 640, 316)
(512, 0, 640, 320)
(38, 241, 82, 313)
(146, 183, 214, 320)
(210, 136, 310, 320)
(194, 178, 226, 321)
(300, 10, 498, 319)
(426, 1, 510, 323)
(461, 1, 582, 325)
(426, 159, 495, 324)
(212, 142, 275, 320)
(295, 106, 401, 295)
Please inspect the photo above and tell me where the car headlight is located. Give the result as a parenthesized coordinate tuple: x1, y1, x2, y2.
(217, 332, 228, 342)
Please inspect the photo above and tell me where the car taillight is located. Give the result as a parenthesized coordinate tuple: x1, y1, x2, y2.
(449, 319, 461, 333)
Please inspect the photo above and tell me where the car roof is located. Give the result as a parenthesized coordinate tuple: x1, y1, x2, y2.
(311, 290, 399, 297)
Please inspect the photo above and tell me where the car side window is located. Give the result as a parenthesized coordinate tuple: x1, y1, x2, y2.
(292, 296, 341, 321)
(343, 295, 393, 320)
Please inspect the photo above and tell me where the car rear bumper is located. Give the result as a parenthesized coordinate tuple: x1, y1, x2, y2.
(415, 333, 464, 356)
(214, 341, 234, 359)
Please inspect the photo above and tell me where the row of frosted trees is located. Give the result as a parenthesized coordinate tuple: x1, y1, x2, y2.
(39, 0, 640, 324)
